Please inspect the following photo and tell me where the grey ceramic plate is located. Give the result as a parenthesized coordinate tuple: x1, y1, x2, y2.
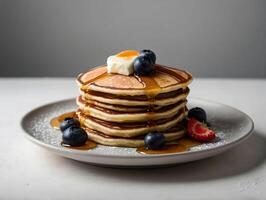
(21, 98, 254, 167)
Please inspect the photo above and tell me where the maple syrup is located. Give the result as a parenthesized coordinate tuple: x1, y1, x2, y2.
(134, 74, 161, 98)
(134, 73, 162, 128)
(61, 140, 97, 150)
(50, 111, 77, 129)
(137, 138, 201, 154)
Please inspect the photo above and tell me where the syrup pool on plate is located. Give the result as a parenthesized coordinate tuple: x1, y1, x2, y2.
(61, 140, 97, 150)
(50, 112, 97, 150)
(137, 138, 201, 154)
(50, 111, 77, 130)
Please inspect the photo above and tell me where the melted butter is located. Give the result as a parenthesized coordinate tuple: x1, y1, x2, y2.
(137, 138, 201, 154)
(50, 111, 77, 129)
(116, 50, 139, 59)
(61, 140, 97, 150)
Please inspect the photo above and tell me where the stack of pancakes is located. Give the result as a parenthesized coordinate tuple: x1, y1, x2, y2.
(76, 64, 192, 147)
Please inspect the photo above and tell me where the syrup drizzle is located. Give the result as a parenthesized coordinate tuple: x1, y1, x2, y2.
(133, 73, 162, 128)
(133, 74, 161, 98)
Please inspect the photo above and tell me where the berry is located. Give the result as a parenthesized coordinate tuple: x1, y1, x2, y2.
(133, 56, 155, 76)
(187, 118, 216, 142)
(140, 50, 156, 64)
(144, 132, 165, 150)
(62, 126, 88, 146)
(188, 107, 207, 122)
(60, 117, 80, 132)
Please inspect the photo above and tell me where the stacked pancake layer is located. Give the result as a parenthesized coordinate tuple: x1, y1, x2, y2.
(76, 65, 192, 147)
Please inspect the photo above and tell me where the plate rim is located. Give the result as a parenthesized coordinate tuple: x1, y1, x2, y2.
(20, 97, 254, 159)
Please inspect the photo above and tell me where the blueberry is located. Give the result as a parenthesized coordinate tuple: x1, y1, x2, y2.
(133, 56, 155, 76)
(144, 132, 165, 150)
(140, 50, 156, 64)
(188, 107, 207, 122)
(60, 117, 80, 132)
(62, 126, 88, 146)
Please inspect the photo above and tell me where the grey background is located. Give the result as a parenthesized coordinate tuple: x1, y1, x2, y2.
(0, 0, 265, 78)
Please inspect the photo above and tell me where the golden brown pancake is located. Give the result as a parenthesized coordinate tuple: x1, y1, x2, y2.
(77, 96, 187, 122)
(84, 126, 186, 147)
(77, 109, 187, 137)
(79, 87, 190, 107)
(77, 64, 192, 96)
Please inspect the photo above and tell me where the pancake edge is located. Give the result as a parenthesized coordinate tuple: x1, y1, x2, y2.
(85, 128, 186, 147)
(78, 111, 187, 138)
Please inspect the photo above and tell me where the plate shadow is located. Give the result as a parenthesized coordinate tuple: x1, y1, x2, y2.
(60, 130, 266, 183)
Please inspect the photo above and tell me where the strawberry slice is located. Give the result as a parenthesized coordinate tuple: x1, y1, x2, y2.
(187, 118, 216, 142)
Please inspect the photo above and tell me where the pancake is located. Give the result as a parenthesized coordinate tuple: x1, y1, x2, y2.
(79, 87, 189, 107)
(77, 110, 187, 137)
(77, 95, 186, 112)
(81, 87, 189, 101)
(77, 64, 192, 96)
(84, 126, 186, 147)
(78, 97, 149, 112)
(77, 96, 187, 122)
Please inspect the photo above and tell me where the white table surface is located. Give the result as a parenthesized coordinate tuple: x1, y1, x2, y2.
(0, 78, 265, 200)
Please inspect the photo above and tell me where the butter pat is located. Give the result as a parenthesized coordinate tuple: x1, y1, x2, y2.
(106, 50, 139, 76)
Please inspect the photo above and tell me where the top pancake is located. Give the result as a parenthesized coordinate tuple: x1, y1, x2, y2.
(77, 64, 192, 96)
